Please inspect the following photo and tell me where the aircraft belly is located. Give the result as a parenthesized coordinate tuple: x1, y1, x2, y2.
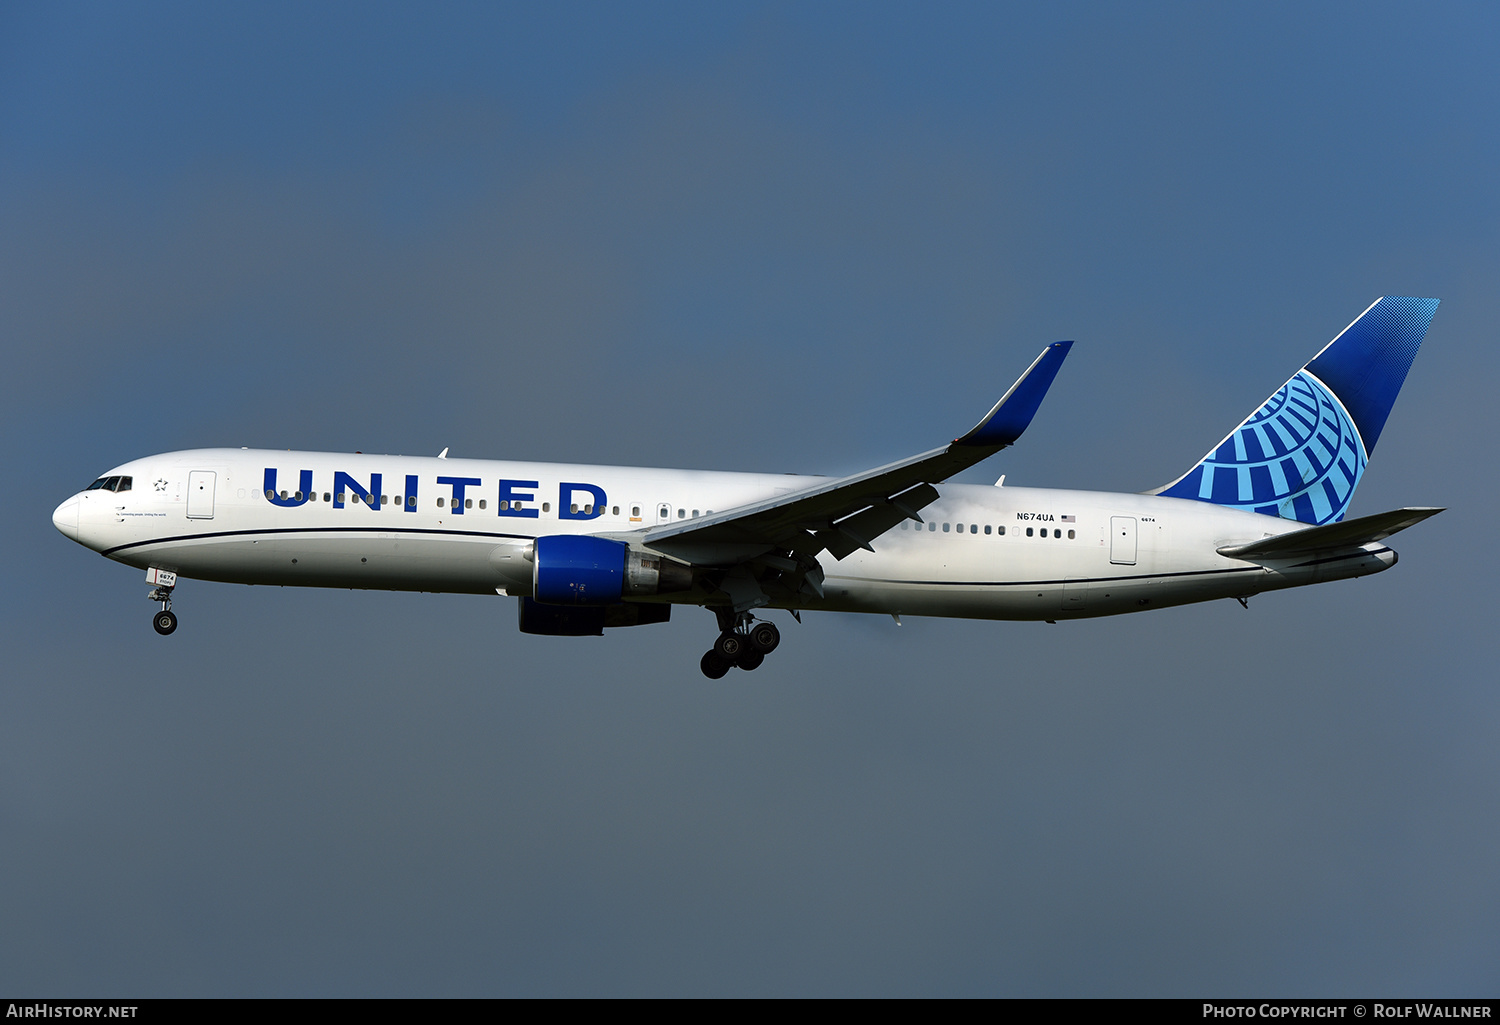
(114, 534, 509, 594)
(817, 577, 1063, 620)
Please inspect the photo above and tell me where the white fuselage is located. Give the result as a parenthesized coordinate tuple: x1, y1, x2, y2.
(52, 448, 1396, 621)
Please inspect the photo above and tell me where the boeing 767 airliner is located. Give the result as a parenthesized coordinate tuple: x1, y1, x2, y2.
(53, 297, 1442, 677)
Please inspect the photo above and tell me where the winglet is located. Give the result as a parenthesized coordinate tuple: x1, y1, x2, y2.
(955, 341, 1073, 447)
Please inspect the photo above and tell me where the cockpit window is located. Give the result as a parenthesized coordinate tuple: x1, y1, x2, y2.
(84, 476, 133, 492)
(115, 476, 132, 492)
(86, 478, 110, 491)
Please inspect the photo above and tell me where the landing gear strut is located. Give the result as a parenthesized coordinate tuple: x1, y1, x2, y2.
(700, 609, 782, 678)
(149, 584, 177, 635)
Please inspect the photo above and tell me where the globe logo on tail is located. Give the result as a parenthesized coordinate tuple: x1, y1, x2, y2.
(1161, 370, 1366, 524)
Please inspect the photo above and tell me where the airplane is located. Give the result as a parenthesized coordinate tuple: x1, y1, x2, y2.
(52, 297, 1442, 678)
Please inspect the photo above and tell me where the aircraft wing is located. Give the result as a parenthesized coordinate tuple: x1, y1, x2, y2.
(1217, 506, 1444, 560)
(636, 341, 1073, 567)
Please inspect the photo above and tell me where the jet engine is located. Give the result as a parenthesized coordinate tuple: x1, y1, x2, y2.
(531, 535, 693, 606)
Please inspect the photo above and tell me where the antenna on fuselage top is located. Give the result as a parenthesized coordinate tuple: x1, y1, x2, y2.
(438, 447, 449, 459)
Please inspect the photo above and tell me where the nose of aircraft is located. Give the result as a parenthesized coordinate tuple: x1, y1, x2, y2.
(52, 495, 80, 541)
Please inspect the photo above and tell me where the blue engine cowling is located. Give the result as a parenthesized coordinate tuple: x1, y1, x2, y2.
(533, 534, 628, 605)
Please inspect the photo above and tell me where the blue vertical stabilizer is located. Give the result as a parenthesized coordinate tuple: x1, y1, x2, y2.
(1152, 297, 1438, 524)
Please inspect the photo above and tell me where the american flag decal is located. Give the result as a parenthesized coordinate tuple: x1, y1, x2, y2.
(1060, 515, 1075, 522)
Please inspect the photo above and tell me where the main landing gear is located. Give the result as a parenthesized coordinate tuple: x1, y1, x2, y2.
(699, 609, 781, 679)
(149, 584, 177, 635)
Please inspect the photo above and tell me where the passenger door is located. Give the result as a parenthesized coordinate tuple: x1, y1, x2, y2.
(187, 471, 216, 519)
(1110, 516, 1136, 565)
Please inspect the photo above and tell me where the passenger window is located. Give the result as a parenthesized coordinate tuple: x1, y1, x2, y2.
(479, 499, 487, 510)
(942, 523, 950, 532)
(381, 495, 388, 505)
(465, 498, 472, 509)
(1054, 529, 1061, 538)
(280, 490, 288, 499)
(999, 526, 1006, 535)
(336, 492, 346, 503)
(294, 491, 303, 501)
(437, 497, 445, 508)
(613, 506, 620, 515)
(984, 525, 991, 535)
(500, 500, 510, 510)
(1026, 527, 1034, 537)
(900, 521, 908, 530)
(928, 522, 936, 531)
(970, 524, 977, 534)
(678, 509, 685, 518)
(324, 493, 331, 502)
(632, 506, 640, 517)
(1068, 529, 1075, 539)
(692, 509, 699, 517)
(570, 504, 578, 514)
(543, 502, 550, 512)
(407, 495, 415, 508)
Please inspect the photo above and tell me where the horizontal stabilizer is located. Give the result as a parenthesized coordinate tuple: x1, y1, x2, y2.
(1217, 506, 1443, 560)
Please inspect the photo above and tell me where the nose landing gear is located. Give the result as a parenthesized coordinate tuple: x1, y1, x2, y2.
(700, 610, 782, 678)
(146, 567, 178, 636)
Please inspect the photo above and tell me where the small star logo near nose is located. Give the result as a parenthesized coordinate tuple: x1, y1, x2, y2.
(154, 478, 168, 491)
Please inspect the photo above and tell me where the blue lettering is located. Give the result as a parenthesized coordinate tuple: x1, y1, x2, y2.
(437, 476, 482, 515)
(263, 468, 313, 507)
(559, 482, 607, 520)
(497, 479, 540, 519)
(333, 471, 383, 510)
(404, 474, 418, 512)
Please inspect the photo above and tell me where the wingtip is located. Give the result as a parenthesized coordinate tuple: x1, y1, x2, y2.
(954, 340, 1074, 448)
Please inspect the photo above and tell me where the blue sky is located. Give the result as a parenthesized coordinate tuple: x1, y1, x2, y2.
(3, 2, 1497, 995)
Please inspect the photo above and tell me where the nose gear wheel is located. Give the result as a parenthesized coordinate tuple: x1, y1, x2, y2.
(148, 584, 177, 636)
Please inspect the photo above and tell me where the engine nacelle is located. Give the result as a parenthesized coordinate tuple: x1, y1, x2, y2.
(534, 535, 626, 605)
(516, 598, 672, 636)
(532, 535, 694, 606)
